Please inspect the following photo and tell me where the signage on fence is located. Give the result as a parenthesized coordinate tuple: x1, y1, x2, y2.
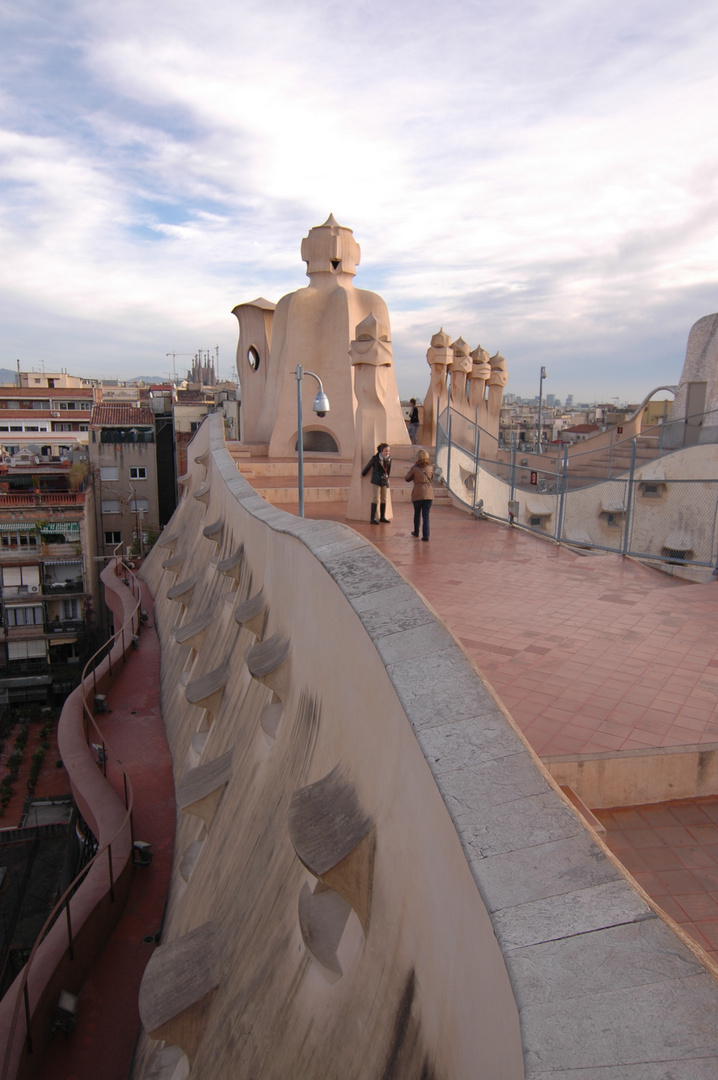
(530, 471, 537, 485)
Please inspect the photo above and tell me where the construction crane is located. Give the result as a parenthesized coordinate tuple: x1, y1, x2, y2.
(165, 353, 193, 385)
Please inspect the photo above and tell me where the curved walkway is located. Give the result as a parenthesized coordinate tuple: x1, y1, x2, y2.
(39, 581, 174, 1080)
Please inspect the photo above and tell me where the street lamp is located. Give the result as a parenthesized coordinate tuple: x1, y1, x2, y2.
(295, 365, 330, 518)
(537, 366, 547, 454)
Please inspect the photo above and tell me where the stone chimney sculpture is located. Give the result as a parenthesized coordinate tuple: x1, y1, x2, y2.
(468, 344, 492, 429)
(487, 351, 508, 435)
(422, 329, 453, 446)
(233, 215, 408, 458)
(346, 312, 397, 522)
(449, 338, 472, 413)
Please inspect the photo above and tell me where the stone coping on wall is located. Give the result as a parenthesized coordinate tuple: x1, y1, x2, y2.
(159, 414, 718, 1078)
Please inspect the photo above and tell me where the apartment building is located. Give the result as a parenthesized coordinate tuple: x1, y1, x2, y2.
(89, 405, 161, 561)
(0, 447, 98, 708)
(0, 386, 94, 458)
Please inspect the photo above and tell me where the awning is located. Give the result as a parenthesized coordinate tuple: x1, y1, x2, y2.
(0, 521, 80, 533)
(600, 498, 625, 513)
(44, 560, 82, 567)
(40, 522, 79, 534)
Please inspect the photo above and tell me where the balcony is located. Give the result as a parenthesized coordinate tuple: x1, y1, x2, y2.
(0, 492, 86, 508)
(42, 579, 85, 596)
(42, 541, 82, 558)
(47, 618, 83, 635)
(2, 659, 51, 678)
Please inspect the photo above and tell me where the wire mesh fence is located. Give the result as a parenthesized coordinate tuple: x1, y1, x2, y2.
(436, 406, 718, 569)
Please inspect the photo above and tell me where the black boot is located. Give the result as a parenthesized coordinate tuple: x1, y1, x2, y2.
(370, 503, 378, 524)
(379, 507, 389, 523)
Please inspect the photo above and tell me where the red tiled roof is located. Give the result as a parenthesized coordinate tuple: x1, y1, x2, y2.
(90, 405, 155, 427)
(564, 423, 600, 433)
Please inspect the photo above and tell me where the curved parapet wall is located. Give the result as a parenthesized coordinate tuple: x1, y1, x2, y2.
(135, 414, 718, 1080)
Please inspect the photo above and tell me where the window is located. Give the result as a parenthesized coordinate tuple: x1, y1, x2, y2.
(129, 466, 147, 480)
(62, 598, 80, 620)
(105, 531, 122, 545)
(2, 565, 39, 583)
(129, 498, 149, 513)
(100, 466, 119, 481)
(0, 532, 39, 550)
(6, 605, 44, 626)
(102, 499, 121, 514)
(8, 640, 48, 660)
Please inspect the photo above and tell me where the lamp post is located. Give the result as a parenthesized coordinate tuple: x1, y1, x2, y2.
(537, 366, 547, 454)
(295, 365, 330, 518)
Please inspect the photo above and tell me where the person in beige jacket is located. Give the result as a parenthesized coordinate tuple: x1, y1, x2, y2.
(405, 449, 434, 541)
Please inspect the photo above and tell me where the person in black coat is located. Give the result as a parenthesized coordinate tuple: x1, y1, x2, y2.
(361, 443, 391, 524)
(408, 398, 420, 444)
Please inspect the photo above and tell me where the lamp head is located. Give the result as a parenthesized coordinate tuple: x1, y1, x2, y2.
(312, 392, 330, 417)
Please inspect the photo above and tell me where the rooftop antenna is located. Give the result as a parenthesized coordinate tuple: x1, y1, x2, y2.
(16, 359, 20, 387)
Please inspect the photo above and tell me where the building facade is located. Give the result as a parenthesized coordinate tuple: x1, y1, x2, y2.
(0, 448, 98, 708)
(89, 405, 161, 562)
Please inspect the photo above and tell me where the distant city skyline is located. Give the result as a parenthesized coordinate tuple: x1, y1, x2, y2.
(1, 1, 716, 404)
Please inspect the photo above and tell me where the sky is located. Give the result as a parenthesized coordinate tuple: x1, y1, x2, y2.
(1, 0, 717, 404)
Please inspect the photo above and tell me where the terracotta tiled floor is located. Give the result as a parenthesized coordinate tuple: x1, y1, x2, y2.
(595, 798, 718, 965)
(293, 499, 718, 758)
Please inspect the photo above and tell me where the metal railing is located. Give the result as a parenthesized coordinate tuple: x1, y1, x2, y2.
(0, 560, 142, 1080)
(437, 406, 718, 570)
(0, 493, 86, 507)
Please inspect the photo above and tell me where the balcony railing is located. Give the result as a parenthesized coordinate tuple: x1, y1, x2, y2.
(42, 581, 85, 596)
(0, 492, 86, 507)
(0, 584, 84, 599)
(1, 659, 50, 677)
(47, 619, 83, 634)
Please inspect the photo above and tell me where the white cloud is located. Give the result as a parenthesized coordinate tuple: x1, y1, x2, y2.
(0, 0, 716, 399)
